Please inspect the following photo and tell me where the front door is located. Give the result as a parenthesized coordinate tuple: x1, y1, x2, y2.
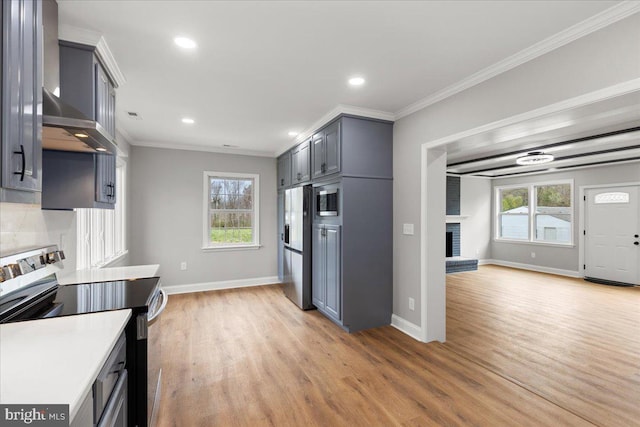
(584, 185, 640, 285)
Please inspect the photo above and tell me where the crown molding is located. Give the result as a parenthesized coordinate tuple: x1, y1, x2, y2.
(275, 104, 395, 157)
(58, 24, 127, 88)
(395, 1, 640, 119)
(131, 140, 275, 158)
(424, 78, 640, 151)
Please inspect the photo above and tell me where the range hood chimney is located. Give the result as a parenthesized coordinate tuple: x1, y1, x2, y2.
(41, 0, 117, 154)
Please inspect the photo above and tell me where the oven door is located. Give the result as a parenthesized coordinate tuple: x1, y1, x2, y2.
(147, 288, 167, 427)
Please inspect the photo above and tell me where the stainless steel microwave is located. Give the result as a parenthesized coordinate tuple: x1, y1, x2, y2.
(317, 188, 338, 216)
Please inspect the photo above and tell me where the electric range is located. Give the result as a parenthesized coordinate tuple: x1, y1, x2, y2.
(0, 246, 166, 427)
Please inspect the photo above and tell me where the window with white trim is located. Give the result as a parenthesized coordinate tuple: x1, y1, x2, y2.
(203, 172, 260, 249)
(76, 159, 127, 269)
(495, 180, 573, 245)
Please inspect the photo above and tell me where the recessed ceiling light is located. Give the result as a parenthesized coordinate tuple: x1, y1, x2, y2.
(96, 147, 107, 152)
(288, 131, 299, 137)
(516, 151, 555, 165)
(174, 37, 197, 49)
(181, 118, 195, 124)
(74, 133, 89, 138)
(348, 76, 365, 86)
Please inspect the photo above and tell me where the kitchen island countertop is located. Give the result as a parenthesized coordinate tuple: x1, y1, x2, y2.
(0, 310, 131, 422)
(57, 264, 160, 285)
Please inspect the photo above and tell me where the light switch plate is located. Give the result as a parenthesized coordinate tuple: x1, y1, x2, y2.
(403, 223, 414, 235)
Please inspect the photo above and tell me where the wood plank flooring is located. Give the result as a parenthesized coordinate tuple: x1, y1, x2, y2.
(444, 265, 640, 427)
(155, 267, 636, 427)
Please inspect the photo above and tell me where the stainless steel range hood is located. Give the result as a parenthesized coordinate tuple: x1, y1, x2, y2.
(42, 88, 117, 154)
(41, 0, 116, 154)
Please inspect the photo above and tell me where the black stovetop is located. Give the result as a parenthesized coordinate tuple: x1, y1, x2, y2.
(0, 275, 160, 323)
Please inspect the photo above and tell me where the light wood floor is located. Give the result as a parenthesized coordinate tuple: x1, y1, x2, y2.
(155, 265, 639, 426)
(444, 265, 640, 427)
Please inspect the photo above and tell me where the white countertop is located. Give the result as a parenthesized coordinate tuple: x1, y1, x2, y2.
(57, 264, 160, 285)
(0, 310, 131, 421)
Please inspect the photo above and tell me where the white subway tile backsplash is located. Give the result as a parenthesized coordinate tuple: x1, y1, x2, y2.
(0, 202, 77, 270)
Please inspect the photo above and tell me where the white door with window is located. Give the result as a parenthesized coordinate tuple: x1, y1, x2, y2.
(584, 186, 640, 285)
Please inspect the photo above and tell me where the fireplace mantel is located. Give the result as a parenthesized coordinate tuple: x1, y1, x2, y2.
(446, 215, 468, 223)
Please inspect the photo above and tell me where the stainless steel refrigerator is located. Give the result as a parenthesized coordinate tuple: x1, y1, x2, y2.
(283, 186, 313, 309)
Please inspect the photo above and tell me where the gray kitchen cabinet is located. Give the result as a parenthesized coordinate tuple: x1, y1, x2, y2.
(95, 153, 116, 204)
(95, 63, 116, 138)
(277, 151, 291, 189)
(312, 121, 341, 179)
(59, 41, 116, 140)
(42, 150, 115, 210)
(0, 0, 43, 203)
(312, 224, 341, 321)
(291, 138, 311, 184)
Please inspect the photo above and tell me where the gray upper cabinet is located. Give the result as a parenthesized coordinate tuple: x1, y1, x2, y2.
(312, 121, 341, 179)
(95, 153, 116, 204)
(310, 116, 393, 182)
(42, 150, 115, 210)
(95, 63, 116, 138)
(277, 151, 291, 189)
(1, 0, 43, 203)
(291, 138, 311, 184)
(59, 41, 116, 140)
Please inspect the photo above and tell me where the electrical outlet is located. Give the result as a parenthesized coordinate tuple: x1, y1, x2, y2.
(403, 224, 414, 235)
(180, 261, 187, 271)
(409, 297, 415, 311)
(531, 252, 536, 259)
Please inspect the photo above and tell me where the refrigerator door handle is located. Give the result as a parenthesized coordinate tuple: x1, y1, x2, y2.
(284, 224, 290, 244)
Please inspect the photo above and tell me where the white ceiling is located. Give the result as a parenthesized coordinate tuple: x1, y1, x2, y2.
(57, 0, 623, 157)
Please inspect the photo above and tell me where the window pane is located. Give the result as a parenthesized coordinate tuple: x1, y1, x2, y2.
(535, 214, 571, 243)
(534, 184, 571, 243)
(207, 174, 257, 246)
(500, 188, 528, 213)
(499, 214, 529, 240)
(595, 192, 629, 204)
(536, 184, 571, 208)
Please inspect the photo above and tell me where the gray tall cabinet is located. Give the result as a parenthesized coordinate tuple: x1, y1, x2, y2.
(1, 0, 43, 203)
(277, 115, 393, 332)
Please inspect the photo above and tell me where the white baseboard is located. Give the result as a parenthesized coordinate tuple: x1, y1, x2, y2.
(163, 276, 280, 295)
(483, 259, 581, 278)
(391, 314, 423, 342)
(477, 259, 493, 266)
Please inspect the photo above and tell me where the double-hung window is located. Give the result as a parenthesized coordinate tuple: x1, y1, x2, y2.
(203, 172, 260, 250)
(76, 159, 128, 269)
(495, 180, 573, 245)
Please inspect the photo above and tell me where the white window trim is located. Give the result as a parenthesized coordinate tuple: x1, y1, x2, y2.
(202, 171, 261, 251)
(494, 179, 574, 247)
(76, 157, 128, 269)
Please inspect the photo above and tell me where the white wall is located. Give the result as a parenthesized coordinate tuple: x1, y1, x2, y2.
(460, 176, 492, 260)
(491, 162, 640, 273)
(129, 146, 277, 288)
(393, 14, 640, 330)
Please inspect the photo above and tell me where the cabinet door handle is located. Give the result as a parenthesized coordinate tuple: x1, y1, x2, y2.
(321, 163, 326, 173)
(297, 172, 302, 181)
(280, 178, 284, 186)
(13, 145, 26, 181)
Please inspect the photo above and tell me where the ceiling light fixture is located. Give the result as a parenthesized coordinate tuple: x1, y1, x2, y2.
(516, 151, 555, 166)
(348, 76, 365, 86)
(181, 117, 195, 124)
(174, 37, 197, 49)
(288, 131, 299, 137)
(74, 133, 89, 138)
(96, 147, 107, 152)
